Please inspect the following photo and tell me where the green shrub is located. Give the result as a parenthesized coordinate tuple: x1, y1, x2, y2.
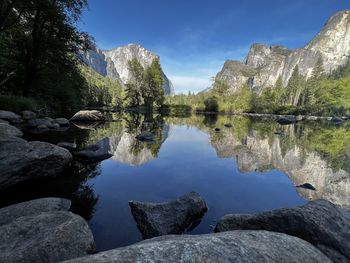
(0, 95, 37, 113)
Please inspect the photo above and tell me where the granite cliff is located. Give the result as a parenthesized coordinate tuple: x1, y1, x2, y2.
(214, 10, 350, 93)
(80, 44, 174, 95)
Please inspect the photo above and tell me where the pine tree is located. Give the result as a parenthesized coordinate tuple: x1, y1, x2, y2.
(125, 59, 144, 107)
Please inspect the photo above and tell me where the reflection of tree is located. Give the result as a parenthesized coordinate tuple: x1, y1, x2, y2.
(126, 113, 166, 158)
(0, 161, 100, 221)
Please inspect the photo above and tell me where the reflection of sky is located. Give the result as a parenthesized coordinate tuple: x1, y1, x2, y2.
(88, 125, 306, 251)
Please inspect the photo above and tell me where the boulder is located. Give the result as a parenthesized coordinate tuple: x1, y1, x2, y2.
(0, 198, 71, 225)
(0, 119, 9, 124)
(0, 123, 23, 137)
(74, 142, 112, 163)
(224, 123, 233, 128)
(135, 131, 154, 142)
(276, 116, 296, 125)
(55, 118, 70, 126)
(22, 110, 37, 120)
(215, 200, 350, 263)
(57, 142, 77, 152)
(129, 192, 208, 239)
(0, 138, 72, 190)
(28, 118, 54, 128)
(70, 110, 106, 122)
(0, 198, 95, 263)
(214, 128, 221, 132)
(63, 231, 331, 263)
(0, 110, 22, 123)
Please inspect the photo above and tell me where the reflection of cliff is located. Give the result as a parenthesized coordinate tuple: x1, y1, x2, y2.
(95, 125, 170, 166)
(211, 130, 350, 210)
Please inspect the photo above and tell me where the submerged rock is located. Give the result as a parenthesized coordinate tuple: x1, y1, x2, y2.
(276, 116, 296, 125)
(129, 192, 208, 239)
(215, 200, 350, 263)
(214, 128, 221, 132)
(63, 231, 331, 263)
(0, 198, 95, 263)
(224, 123, 233, 128)
(74, 141, 112, 163)
(135, 131, 154, 142)
(0, 138, 72, 190)
(70, 110, 106, 122)
(0, 123, 23, 137)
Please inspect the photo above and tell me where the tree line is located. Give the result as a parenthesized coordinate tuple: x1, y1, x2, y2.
(167, 58, 350, 117)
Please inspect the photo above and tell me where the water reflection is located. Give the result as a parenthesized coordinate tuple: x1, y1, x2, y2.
(1, 113, 349, 250)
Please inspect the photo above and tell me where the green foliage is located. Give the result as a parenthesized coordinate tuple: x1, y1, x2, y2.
(125, 58, 165, 111)
(0, 95, 37, 113)
(204, 97, 219, 112)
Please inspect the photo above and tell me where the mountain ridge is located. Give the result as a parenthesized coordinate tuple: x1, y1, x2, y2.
(213, 10, 350, 94)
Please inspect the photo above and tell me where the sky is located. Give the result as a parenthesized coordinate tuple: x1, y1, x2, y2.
(78, 0, 350, 94)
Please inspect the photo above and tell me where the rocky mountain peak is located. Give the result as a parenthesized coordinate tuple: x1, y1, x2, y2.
(80, 44, 174, 95)
(213, 10, 350, 93)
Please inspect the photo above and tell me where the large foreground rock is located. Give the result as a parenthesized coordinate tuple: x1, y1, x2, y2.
(0, 123, 23, 137)
(70, 110, 106, 122)
(129, 192, 208, 239)
(215, 200, 350, 263)
(0, 198, 95, 263)
(64, 230, 331, 263)
(0, 138, 72, 190)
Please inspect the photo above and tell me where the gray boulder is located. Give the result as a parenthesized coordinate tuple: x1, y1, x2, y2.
(74, 142, 112, 163)
(0, 123, 23, 137)
(27, 117, 60, 129)
(22, 110, 36, 120)
(0, 198, 95, 263)
(276, 116, 296, 125)
(0, 138, 72, 190)
(70, 110, 106, 122)
(0, 119, 9, 124)
(0, 198, 71, 225)
(55, 118, 70, 126)
(129, 192, 208, 239)
(331, 116, 343, 123)
(0, 110, 23, 123)
(63, 230, 331, 263)
(215, 200, 350, 263)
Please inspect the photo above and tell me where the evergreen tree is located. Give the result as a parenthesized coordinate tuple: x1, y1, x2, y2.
(142, 58, 164, 109)
(285, 65, 305, 106)
(125, 59, 144, 107)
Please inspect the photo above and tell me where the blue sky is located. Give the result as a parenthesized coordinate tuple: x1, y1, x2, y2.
(79, 0, 350, 94)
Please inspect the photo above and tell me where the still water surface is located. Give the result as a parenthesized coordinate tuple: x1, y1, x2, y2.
(1, 114, 349, 251)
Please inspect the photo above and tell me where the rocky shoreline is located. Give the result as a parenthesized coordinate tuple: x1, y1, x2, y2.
(0, 109, 349, 262)
(0, 194, 348, 262)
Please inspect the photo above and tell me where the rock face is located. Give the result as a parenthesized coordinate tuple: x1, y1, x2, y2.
(214, 10, 350, 93)
(0, 123, 23, 137)
(70, 110, 106, 122)
(129, 192, 208, 239)
(215, 200, 350, 263)
(0, 137, 72, 190)
(80, 44, 174, 95)
(0, 198, 95, 263)
(63, 230, 331, 263)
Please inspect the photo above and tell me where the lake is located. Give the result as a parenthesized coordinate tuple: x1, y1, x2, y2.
(1, 114, 349, 251)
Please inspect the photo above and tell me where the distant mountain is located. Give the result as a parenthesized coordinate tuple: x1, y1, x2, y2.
(213, 10, 350, 93)
(80, 44, 174, 95)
